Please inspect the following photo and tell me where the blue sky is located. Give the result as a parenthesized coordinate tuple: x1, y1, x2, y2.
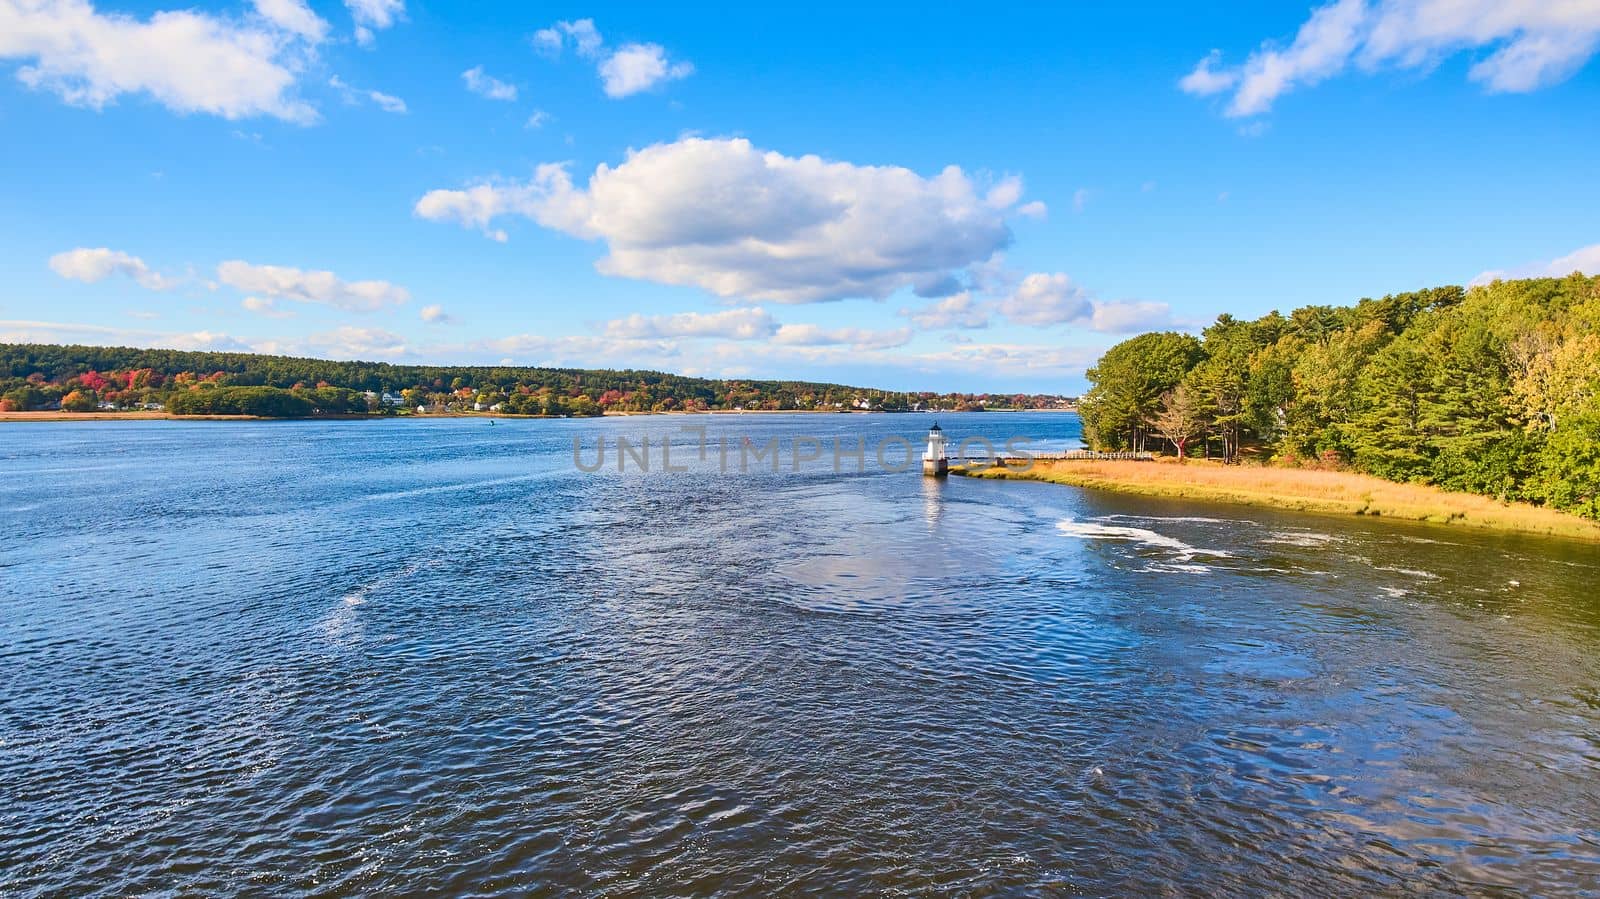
(2, 0, 1598, 392)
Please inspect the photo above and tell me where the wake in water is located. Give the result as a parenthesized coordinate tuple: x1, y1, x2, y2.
(1262, 530, 1341, 548)
(1057, 519, 1231, 571)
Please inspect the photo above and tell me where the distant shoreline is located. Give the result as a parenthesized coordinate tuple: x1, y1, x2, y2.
(0, 408, 1075, 423)
(954, 458, 1600, 543)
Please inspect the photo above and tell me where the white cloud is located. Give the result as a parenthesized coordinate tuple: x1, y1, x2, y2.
(1185, 0, 1600, 118)
(345, 0, 402, 45)
(1072, 188, 1091, 213)
(49, 247, 179, 290)
(998, 273, 1092, 326)
(1088, 299, 1176, 334)
(984, 175, 1024, 209)
(252, 0, 326, 42)
(299, 325, 409, 358)
(772, 324, 914, 350)
(534, 18, 603, 59)
(524, 108, 550, 129)
(1178, 49, 1237, 95)
(900, 292, 991, 330)
(241, 295, 294, 318)
(0, 0, 319, 122)
(599, 42, 692, 98)
(1471, 242, 1600, 285)
(216, 260, 410, 312)
(0, 318, 253, 351)
(601, 307, 778, 340)
(531, 26, 563, 58)
(419, 304, 456, 324)
(367, 88, 405, 113)
(415, 137, 1032, 303)
(328, 75, 406, 113)
(532, 19, 691, 98)
(461, 65, 517, 101)
(910, 341, 1101, 379)
(1016, 200, 1047, 220)
(996, 272, 1175, 333)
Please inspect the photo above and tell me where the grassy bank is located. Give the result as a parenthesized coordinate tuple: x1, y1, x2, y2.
(954, 458, 1600, 542)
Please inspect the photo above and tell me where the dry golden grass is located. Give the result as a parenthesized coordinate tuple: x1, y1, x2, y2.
(955, 457, 1600, 542)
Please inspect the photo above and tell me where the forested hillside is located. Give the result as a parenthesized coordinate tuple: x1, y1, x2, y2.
(0, 343, 1064, 416)
(1080, 274, 1600, 519)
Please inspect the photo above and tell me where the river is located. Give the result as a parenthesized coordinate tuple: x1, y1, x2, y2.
(3, 413, 1598, 895)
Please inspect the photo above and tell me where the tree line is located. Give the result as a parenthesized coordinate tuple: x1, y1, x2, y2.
(1079, 274, 1600, 520)
(0, 343, 1070, 417)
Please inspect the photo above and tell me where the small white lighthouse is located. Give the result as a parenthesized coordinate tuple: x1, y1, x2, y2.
(922, 421, 949, 477)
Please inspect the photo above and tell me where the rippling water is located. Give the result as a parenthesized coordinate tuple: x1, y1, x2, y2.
(4, 413, 1599, 895)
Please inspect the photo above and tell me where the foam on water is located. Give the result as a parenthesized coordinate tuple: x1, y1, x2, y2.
(1263, 531, 1340, 547)
(1376, 565, 1439, 580)
(1058, 519, 1230, 563)
(1101, 514, 1258, 526)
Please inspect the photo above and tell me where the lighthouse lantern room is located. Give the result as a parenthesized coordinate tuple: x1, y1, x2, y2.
(922, 421, 949, 477)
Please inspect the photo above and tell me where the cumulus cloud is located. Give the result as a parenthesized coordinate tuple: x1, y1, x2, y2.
(984, 175, 1024, 209)
(0, 318, 253, 352)
(252, 0, 326, 42)
(241, 295, 294, 318)
(298, 325, 409, 358)
(1015, 200, 1047, 220)
(995, 272, 1174, 333)
(1178, 49, 1238, 95)
(419, 304, 455, 324)
(216, 260, 410, 312)
(998, 273, 1093, 326)
(598, 42, 693, 97)
(524, 108, 550, 129)
(328, 74, 405, 112)
(533, 18, 603, 59)
(1471, 242, 1600, 285)
(345, 0, 403, 45)
(913, 341, 1101, 378)
(1088, 299, 1176, 334)
(910, 273, 965, 298)
(49, 247, 179, 290)
(0, 0, 319, 122)
(601, 307, 778, 340)
(900, 292, 991, 330)
(415, 137, 1033, 303)
(1184, 0, 1600, 118)
(461, 65, 517, 101)
(772, 324, 913, 351)
(532, 18, 691, 98)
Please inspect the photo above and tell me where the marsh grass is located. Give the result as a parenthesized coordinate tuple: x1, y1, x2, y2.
(955, 458, 1600, 542)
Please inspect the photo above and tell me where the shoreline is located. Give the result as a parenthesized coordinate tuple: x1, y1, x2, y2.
(953, 458, 1600, 543)
(0, 408, 1061, 423)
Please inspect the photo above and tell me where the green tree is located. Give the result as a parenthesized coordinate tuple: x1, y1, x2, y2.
(1080, 331, 1203, 451)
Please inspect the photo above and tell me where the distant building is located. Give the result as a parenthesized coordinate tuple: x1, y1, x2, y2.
(380, 392, 405, 407)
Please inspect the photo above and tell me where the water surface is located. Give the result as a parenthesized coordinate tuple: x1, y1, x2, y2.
(3, 414, 1599, 895)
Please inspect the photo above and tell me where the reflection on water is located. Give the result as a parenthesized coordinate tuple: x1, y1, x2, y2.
(3, 414, 1599, 895)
